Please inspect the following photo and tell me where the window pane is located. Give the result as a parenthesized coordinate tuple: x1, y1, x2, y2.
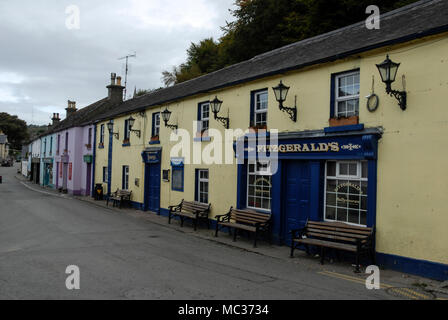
(337, 207, 347, 222)
(172, 169, 182, 190)
(348, 210, 359, 224)
(339, 163, 348, 176)
(327, 162, 336, 177)
(326, 206, 336, 221)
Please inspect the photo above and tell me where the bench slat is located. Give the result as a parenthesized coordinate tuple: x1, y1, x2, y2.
(219, 222, 256, 232)
(295, 238, 357, 252)
(230, 214, 269, 224)
(308, 221, 372, 233)
(306, 227, 369, 239)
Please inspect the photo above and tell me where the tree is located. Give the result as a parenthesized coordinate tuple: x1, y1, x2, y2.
(163, 0, 419, 85)
(0, 112, 29, 152)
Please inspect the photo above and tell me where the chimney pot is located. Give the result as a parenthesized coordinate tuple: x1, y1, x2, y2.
(107, 72, 124, 104)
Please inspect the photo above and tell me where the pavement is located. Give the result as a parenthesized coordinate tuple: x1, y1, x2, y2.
(1, 163, 447, 300)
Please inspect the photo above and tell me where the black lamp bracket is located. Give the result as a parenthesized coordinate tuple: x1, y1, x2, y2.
(279, 95, 297, 122)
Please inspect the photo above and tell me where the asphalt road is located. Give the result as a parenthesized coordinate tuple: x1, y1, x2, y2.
(0, 164, 391, 299)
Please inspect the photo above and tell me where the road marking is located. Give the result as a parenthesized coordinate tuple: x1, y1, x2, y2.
(319, 270, 446, 300)
(319, 270, 393, 288)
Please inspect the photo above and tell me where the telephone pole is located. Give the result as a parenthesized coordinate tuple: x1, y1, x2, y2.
(118, 52, 136, 101)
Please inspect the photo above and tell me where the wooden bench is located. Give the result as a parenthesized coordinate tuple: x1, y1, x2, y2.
(107, 189, 132, 208)
(290, 220, 375, 272)
(215, 207, 271, 247)
(168, 199, 211, 231)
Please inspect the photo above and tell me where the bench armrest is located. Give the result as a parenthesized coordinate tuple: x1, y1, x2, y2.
(215, 213, 230, 222)
(290, 227, 306, 239)
(168, 203, 182, 213)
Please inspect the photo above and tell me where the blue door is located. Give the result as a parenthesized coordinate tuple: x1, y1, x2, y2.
(282, 161, 311, 245)
(144, 163, 161, 213)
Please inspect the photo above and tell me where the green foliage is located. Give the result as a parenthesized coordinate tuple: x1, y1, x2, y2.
(162, 0, 418, 85)
(0, 112, 29, 151)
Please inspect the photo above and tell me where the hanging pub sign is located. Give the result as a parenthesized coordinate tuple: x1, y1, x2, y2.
(141, 147, 161, 164)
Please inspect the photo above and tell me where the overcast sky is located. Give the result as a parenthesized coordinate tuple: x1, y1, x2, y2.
(0, 0, 235, 125)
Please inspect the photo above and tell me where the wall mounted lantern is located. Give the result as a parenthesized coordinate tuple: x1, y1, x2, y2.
(128, 116, 141, 138)
(161, 107, 178, 130)
(376, 55, 407, 110)
(272, 81, 297, 122)
(107, 120, 119, 140)
(210, 96, 229, 129)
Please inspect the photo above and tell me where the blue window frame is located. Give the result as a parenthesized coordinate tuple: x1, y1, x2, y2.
(330, 69, 360, 118)
(171, 158, 184, 192)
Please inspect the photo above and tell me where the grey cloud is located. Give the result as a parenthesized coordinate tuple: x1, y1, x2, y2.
(0, 0, 235, 125)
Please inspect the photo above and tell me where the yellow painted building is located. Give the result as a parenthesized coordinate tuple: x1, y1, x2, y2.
(94, 1, 448, 280)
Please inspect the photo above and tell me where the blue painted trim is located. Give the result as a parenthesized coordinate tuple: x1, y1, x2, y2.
(193, 136, 212, 142)
(194, 169, 199, 202)
(130, 201, 144, 211)
(107, 120, 113, 196)
(309, 161, 321, 221)
(324, 124, 364, 133)
(122, 143, 131, 147)
(376, 252, 448, 281)
(149, 140, 160, 145)
(367, 160, 377, 228)
(91, 125, 97, 197)
(98, 145, 104, 149)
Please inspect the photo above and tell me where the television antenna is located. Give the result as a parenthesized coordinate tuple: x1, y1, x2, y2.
(118, 52, 136, 101)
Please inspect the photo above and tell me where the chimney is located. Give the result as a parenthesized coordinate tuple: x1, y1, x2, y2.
(51, 113, 61, 126)
(66, 100, 77, 118)
(107, 72, 125, 104)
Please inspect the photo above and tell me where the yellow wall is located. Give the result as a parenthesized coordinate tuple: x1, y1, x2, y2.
(95, 33, 448, 265)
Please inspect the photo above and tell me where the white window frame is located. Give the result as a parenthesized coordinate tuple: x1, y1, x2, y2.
(335, 71, 360, 118)
(154, 113, 160, 137)
(197, 169, 209, 204)
(123, 165, 129, 190)
(254, 91, 268, 127)
(324, 161, 368, 226)
(247, 160, 272, 212)
(199, 102, 210, 132)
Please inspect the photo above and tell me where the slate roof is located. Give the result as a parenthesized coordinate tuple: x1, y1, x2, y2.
(33, 97, 120, 141)
(97, 0, 448, 121)
(30, 0, 448, 143)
